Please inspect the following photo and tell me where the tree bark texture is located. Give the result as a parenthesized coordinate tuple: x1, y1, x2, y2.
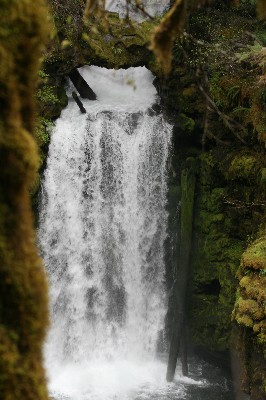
(166, 158, 196, 382)
(0, 1, 49, 399)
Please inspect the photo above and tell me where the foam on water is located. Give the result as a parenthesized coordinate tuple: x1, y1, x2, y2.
(48, 360, 186, 400)
(47, 359, 211, 400)
(77, 66, 158, 112)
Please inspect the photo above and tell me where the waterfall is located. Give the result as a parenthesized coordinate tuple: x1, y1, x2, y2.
(39, 66, 173, 399)
(105, 0, 170, 20)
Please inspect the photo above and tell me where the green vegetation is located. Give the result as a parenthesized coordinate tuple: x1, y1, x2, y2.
(44, 1, 156, 74)
(1, 0, 265, 398)
(232, 235, 266, 396)
(159, 5, 266, 396)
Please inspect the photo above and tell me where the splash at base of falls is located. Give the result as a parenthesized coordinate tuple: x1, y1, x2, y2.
(47, 357, 232, 400)
(48, 360, 185, 400)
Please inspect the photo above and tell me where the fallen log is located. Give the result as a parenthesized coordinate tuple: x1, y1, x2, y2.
(69, 69, 97, 100)
(72, 91, 86, 114)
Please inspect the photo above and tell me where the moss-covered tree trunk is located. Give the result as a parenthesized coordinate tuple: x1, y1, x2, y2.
(0, 1, 49, 399)
(166, 157, 196, 382)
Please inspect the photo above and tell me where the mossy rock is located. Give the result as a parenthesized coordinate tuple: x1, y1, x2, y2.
(233, 233, 266, 398)
(239, 275, 265, 300)
(237, 298, 264, 321)
(44, 9, 157, 75)
(226, 152, 262, 182)
(242, 236, 266, 271)
(189, 151, 244, 352)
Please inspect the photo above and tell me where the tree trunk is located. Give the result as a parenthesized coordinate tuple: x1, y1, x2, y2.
(72, 91, 87, 113)
(0, 1, 49, 399)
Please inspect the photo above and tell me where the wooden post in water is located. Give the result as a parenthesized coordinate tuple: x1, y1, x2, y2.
(72, 91, 87, 114)
(68, 69, 97, 100)
(180, 324, 188, 376)
(166, 158, 196, 382)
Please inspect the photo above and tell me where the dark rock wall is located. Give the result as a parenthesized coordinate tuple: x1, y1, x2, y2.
(160, 5, 265, 398)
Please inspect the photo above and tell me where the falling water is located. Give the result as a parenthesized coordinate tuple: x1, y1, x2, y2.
(39, 66, 233, 400)
(105, 0, 170, 21)
(39, 66, 173, 398)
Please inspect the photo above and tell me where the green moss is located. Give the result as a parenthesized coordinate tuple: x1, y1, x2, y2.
(242, 236, 266, 271)
(187, 141, 264, 352)
(37, 85, 60, 105)
(0, 1, 49, 399)
(239, 275, 260, 298)
(45, 6, 157, 73)
(158, 4, 266, 395)
(35, 118, 53, 149)
(189, 151, 245, 351)
(233, 234, 266, 398)
(179, 113, 195, 133)
(37, 78, 68, 120)
(236, 314, 255, 328)
(226, 153, 261, 182)
(237, 298, 264, 320)
(83, 16, 155, 69)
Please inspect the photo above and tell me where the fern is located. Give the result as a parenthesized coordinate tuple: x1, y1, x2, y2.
(232, 106, 250, 118)
(227, 85, 241, 106)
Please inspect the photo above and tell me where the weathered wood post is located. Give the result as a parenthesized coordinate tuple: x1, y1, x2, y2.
(68, 69, 97, 100)
(72, 91, 87, 113)
(166, 157, 196, 382)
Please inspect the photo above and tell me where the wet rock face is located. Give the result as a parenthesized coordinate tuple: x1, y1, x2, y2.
(160, 7, 266, 398)
(188, 152, 244, 352)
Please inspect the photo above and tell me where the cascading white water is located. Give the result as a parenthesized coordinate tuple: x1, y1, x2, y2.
(39, 65, 232, 400)
(39, 66, 177, 399)
(106, 0, 170, 21)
